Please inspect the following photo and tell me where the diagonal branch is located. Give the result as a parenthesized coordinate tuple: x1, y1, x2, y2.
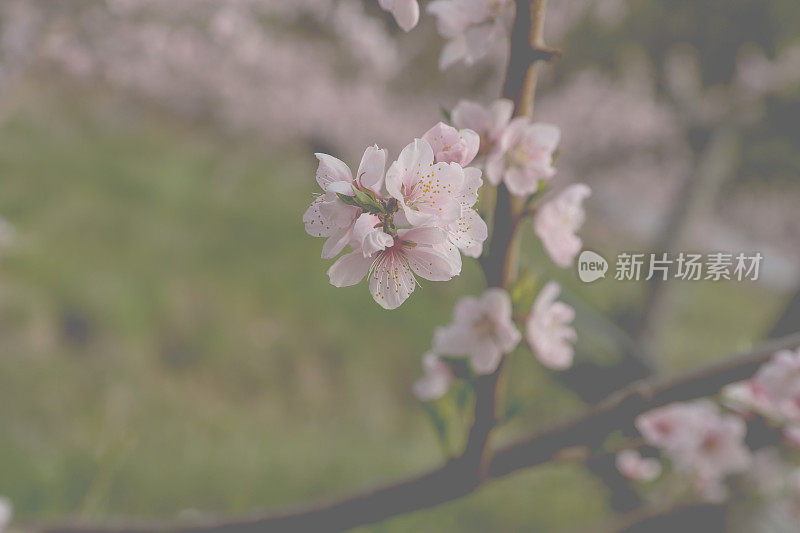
(41, 332, 800, 533)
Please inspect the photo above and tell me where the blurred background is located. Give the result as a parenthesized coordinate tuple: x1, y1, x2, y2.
(0, 0, 798, 531)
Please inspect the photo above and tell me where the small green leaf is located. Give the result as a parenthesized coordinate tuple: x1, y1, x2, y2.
(336, 193, 360, 207)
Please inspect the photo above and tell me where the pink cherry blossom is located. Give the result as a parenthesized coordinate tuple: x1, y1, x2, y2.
(379, 0, 420, 32)
(427, 0, 514, 70)
(422, 122, 480, 166)
(433, 288, 521, 374)
(525, 282, 576, 370)
(486, 120, 560, 195)
(615, 449, 661, 482)
(303, 145, 387, 258)
(534, 184, 591, 268)
(327, 226, 460, 310)
(636, 400, 751, 501)
(386, 138, 466, 228)
(413, 352, 454, 401)
(451, 98, 514, 157)
(752, 348, 800, 422)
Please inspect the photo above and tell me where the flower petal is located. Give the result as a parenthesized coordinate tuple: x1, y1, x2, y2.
(357, 144, 387, 193)
(327, 250, 373, 287)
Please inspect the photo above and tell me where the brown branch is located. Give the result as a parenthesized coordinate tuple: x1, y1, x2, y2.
(40, 332, 800, 533)
(465, 0, 554, 484)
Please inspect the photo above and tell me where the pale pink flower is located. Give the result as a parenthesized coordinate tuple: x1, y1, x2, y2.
(534, 184, 591, 268)
(303, 145, 387, 258)
(327, 226, 459, 310)
(413, 352, 454, 401)
(422, 122, 480, 166)
(433, 288, 521, 374)
(752, 348, 800, 422)
(636, 401, 714, 452)
(486, 120, 560, 195)
(615, 449, 661, 482)
(525, 282, 576, 370)
(379, 0, 420, 32)
(427, 0, 513, 69)
(636, 400, 751, 501)
(451, 98, 514, 157)
(385, 138, 466, 227)
(442, 167, 488, 257)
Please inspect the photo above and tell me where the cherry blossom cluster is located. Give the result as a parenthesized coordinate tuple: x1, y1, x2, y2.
(452, 98, 591, 268)
(722, 347, 800, 444)
(614, 347, 800, 507)
(631, 400, 751, 501)
(413, 283, 577, 400)
(304, 123, 487, 309)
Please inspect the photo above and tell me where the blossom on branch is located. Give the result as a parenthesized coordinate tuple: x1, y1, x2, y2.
(636, 400, 751, 502)
(525, 282, 576, 370)
(486, 120, 561, 196)
(413, 352, 454, 401)
(534, 184, 591, 268)
(433, 288, 521, 374)
(306, 138, 488, 309)
(379, 0, 420, 32)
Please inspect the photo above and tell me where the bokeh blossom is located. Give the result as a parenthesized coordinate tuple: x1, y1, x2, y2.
(534, 184, 591, 268)
(451, 98, 514, 158)
(379, 0, 420, 32)
(427, 0, 514, 69)
(636, 400, 751, 501)
(433, 288, 521, 374)
(615, 449, 661, 482)
(413, 352, 454, 401)
(525, 282, 576, 370)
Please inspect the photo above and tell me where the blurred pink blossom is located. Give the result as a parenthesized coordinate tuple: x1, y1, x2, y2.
(433, 288, 521, 374)
(534, 184, 591, 268)
(525, 281, 576, 370)
(413, 352, 454, 401)
(615, 449, 661, 482)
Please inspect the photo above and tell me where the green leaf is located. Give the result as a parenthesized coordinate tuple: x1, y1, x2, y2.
(336, 193, 360, 207)
(439, 105, 452, 124)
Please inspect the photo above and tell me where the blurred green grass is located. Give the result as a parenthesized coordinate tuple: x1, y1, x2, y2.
(0, 82, 786, 531)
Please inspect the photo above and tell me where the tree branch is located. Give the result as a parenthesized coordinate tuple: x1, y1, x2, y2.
(40, 332, 800, 533)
